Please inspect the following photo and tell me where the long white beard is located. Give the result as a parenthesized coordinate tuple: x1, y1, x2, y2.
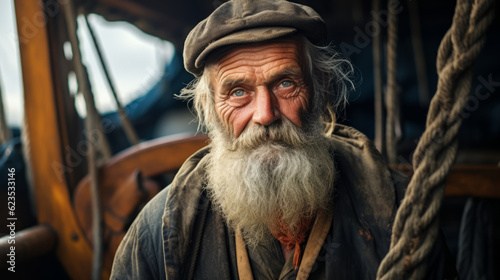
(205, 117, 336, 247)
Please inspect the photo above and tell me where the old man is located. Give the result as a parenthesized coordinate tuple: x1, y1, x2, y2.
(111, 0, 456, 279)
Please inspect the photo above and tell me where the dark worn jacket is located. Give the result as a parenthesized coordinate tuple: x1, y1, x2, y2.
(110, 125, 457, 279)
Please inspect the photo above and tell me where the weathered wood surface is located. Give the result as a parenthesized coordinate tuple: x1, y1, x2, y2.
(392, 164, 500, 198)
(74, 133, 209, 276)
(14, 1, 93, 278)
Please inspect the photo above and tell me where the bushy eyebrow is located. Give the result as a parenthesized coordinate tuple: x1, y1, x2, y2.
(220, 78, 248, 94)
(266, 67, 304, 88)
(218, 66, 303, 94)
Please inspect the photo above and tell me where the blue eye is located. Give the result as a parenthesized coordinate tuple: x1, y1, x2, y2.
(280, 80, 293, 87)
(232, 89, 245, 97)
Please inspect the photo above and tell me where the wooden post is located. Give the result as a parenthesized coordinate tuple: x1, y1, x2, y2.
(14, 1, 92, 279)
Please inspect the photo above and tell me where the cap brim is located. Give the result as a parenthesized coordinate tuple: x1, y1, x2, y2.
(194, 27, 297, 71)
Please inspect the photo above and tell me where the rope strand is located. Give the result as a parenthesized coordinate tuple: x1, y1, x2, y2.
(385, 0, 400, 164)
(376, 0, 495, 279)
(372, 0, 385, 155)
(83, 14, 140, 146)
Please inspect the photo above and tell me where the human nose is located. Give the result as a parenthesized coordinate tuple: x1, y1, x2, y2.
(252, 87, 279, 126)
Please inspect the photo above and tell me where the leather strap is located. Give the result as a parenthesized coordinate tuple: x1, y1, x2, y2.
(236, 229, 255, 280)
(296, 210, 333, 280)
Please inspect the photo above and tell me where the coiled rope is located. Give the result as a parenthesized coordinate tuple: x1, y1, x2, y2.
(83, 13, 140, 146)
(376, 0, 495, 279)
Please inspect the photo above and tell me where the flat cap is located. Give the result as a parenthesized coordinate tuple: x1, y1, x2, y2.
(183, 0, 326, 76)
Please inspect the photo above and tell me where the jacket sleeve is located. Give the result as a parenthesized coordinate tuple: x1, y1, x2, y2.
(110, 187, 169, 280)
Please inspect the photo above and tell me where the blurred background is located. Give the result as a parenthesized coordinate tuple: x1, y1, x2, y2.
(0, 0, 499, 279)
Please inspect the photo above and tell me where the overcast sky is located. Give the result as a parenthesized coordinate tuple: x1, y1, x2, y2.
(0, 0, 173, 127)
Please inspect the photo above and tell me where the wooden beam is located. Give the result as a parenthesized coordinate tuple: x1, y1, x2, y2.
(14, 1, 92, 279)
(391, 164, 500, 198)
(98, 0, 166, 23)
(73, 133, 209, 276)
(0, 224, 57, 268)
(445, 165, 500, 198)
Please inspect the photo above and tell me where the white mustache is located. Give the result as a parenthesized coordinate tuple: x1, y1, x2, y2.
(229, 118, 313, 151)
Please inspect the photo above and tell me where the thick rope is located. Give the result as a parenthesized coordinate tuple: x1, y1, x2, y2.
(372, 0, 385, 155)
(376, 0, 494, 279)
(385, 0, 400, 164)
(83, 14, 140, 146)
(62, 1, 110, 279)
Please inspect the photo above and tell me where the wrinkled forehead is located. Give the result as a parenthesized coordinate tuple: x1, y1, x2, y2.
(205, 37, 306, 77)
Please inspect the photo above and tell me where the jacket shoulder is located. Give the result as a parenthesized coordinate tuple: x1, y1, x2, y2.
(329, 124, 409, 228)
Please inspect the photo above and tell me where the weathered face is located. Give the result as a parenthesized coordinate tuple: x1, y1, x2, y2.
(210, 40, 310, 138)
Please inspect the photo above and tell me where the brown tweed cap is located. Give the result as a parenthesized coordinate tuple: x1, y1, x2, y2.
(183, 0, 326, 76)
